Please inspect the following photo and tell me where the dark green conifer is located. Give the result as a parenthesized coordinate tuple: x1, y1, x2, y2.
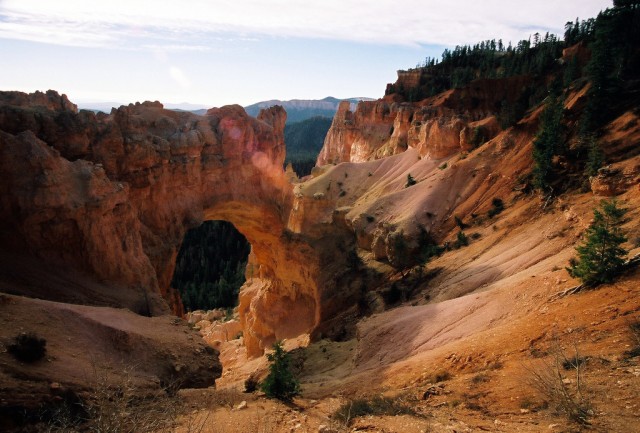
(568, 199, 628, 286)
(585, 134, 604, 177)
(532, 86, 564, 191)
(260, 341, 301, 402)
(405, 173, 417, 187)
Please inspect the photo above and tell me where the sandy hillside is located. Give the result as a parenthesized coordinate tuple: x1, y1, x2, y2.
(186, 151, 639, 433)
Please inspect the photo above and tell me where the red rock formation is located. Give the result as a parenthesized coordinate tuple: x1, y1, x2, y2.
(0, 91, 356, 356)
(318, 76, 529, 165)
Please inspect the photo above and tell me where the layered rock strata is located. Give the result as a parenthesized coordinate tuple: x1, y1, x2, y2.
(0, 90, 354, 357)
(318, 76, 528, 165)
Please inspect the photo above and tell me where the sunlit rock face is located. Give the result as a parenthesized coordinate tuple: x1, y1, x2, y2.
(0, 90, 353, 356)
(317, 75, 528, 165)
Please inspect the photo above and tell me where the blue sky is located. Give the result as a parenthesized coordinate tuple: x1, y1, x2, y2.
(0, 0, 612, 109)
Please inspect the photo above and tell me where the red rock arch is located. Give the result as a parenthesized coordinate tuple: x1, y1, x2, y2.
(0, 91, 336, 356)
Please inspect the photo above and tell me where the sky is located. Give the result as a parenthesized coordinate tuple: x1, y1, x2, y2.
(0, 0, 612, 109)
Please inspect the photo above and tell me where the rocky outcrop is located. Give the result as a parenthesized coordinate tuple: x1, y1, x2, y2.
(317, 100, 396, 164)
(318, 75, 529, 165)
(590, 165, 639, 196)
(0, 90, 357, 357)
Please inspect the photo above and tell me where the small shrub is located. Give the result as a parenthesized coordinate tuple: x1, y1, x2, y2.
(488, 198, 504, 218)
(519, 396, 543, 410)
(260, 341, 300, 402)
(366, 215, 375, 223)
(244, 375, 259, 393)
(520, 397, 533, 409)
(487, 360, 504, 370)
(438, 162, 448, 170)
(332, 395, 417, 426)
(454, 231, 469, 248)
(562, 355, 589, 371)
(405, 173, 417, 187)
(630, 321, 640, 344)
(471, 373, 490, 384)
(8, 332, 47, 363)
(462, 394, 486, 412)
(339, 190, 346, 197)
(427, 370, 452, 383)
(454, 215, 468, 229)
(625, 346, 640, 358)
(526, 343, 591, 426)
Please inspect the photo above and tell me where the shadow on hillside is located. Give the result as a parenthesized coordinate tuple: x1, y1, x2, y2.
(352, 263, 503, 372)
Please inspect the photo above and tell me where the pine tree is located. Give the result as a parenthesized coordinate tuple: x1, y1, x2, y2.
(533, 76, 567, 190)
(568, 199, 628, 286)
(260, 341, 300, 402)
(532, 89, 564, 191)
(585, 134, 604, 177)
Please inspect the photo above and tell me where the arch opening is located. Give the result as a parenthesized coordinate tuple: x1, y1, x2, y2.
(171, 220, 250, 313)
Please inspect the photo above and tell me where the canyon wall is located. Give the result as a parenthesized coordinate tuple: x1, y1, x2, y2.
(0, 90, 355, 356)
(317, 75, 529, 165)
(0, 82, 546, 358)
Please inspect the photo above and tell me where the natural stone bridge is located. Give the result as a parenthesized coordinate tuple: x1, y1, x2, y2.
(0, 91, 354, 356)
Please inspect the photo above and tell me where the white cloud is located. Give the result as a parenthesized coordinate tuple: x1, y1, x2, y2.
(0, 0, 611, 49)
(169, 66, 191, 89)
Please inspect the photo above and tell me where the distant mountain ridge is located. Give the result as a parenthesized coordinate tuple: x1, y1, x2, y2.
(77, 96, 375, 123)
(244, 96, 374, 124)
(77, 101, 210, 114)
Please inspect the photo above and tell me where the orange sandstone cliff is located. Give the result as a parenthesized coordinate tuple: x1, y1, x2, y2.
(0, 91, 360, 357)
(317, 75, 529, 165)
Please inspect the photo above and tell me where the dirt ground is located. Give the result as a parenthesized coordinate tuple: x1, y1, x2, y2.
(172, 186, 640, 433)
(172, 268, 639, 433)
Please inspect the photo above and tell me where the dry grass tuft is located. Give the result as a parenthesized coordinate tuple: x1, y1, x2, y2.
(332, 394, 421, 426)
(525, 342, 592, 426)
